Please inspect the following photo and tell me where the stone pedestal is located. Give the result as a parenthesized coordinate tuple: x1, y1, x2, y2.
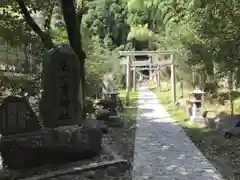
(190, 103, 204, 123)
(0, 125, 102, 168)
(67, 126, 102, 158)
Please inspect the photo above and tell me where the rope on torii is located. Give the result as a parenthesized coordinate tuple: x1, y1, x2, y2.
(134, 67, 158, 78)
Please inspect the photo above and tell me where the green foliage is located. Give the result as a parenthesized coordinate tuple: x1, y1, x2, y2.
(81, 25, 122, 97)
(127, 24, 154, 42)
(51, 27, 68, 44)
(1, 0, 240, 100)
(0, 73, 40, 97)
(0, 0, 55, 46)
(82, 0, 130, 47)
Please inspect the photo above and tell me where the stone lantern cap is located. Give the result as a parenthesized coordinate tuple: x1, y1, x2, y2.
(189, 88, 205, 102)
(104, 89, 119, 95)
(189, 88, 205, 95)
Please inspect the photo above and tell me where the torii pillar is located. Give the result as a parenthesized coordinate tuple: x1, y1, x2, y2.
(149, 57, 152, 80)
(125, 56, 131, 105)
(126, 56, 131, 91)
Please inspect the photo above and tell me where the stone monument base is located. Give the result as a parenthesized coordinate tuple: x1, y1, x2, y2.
(0, 125, 102, 168)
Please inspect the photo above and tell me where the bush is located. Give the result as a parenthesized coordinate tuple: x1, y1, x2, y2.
(201, 82, 218, 94)
(0, 73, 41, 98)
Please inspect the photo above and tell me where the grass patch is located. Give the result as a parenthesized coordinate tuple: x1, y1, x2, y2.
(154, 89, 240, 180)
(119, 90, 138, 126)
(148, 80, 170, 92)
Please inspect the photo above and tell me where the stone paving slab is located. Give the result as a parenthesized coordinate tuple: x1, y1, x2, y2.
(132, 87, 225, 180)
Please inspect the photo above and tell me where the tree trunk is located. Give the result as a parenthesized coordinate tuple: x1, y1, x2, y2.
(61, 0, 86, 119)
(16, 0, 55, 49)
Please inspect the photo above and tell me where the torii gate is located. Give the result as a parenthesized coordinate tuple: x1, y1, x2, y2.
(119, 51, 177, 105)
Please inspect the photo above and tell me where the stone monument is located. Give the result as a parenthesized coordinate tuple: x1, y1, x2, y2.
(41, 44, 82, 128)
(0, 45, 102, 168)
(0, 96, 43, 167)
(0, 96, 41, 136)
(40, 44, 102, 158)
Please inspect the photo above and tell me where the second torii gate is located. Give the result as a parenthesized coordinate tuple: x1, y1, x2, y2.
(119, 50, 177, 105)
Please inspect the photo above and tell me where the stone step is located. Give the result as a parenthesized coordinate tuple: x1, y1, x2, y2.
(104, 120, 123, 127)
(21, 159, 129, 180)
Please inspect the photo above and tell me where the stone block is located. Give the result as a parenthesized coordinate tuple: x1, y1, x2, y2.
(215, 115, 240, 138)
(85, 120, 109, 134)
(216, 115, 240, 131)
(0, 96, 41, 136)
(0, 126, 102, 168)
(72, 126, 102, 155)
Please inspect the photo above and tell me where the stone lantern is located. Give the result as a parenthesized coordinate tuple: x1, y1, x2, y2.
(107, 88, 119, 102)
(103, 88, 120, 117)
(189, 88, 205, 122)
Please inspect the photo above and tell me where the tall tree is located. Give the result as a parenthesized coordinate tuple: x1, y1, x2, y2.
(83, 0, 130, 46)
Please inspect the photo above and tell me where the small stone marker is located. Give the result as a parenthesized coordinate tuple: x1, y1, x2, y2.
(0, 96, 40, 136)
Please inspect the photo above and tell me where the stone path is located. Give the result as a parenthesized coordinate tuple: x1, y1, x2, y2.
(132, 86, 224, 180)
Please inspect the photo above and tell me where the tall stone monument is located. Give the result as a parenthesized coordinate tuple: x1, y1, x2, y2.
(41, 44, 82, 128)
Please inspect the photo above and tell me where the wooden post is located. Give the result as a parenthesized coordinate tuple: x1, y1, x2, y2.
(126, 56, 131, 105)
(157, 66, 160, 91)
(149, 57, 152, 80)
(132, 67, 136, 92)
(170, 54, 177, 105)
(180, 79, 184, 98)
(126, 56, 130, 91)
